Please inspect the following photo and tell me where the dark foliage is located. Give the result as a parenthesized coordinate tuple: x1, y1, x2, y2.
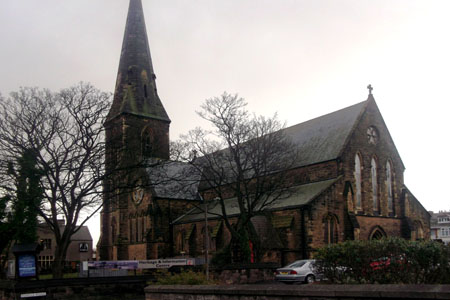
(315, 237, 450, 284)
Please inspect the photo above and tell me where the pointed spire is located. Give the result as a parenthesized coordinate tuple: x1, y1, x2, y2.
(107, 0, 170, 123)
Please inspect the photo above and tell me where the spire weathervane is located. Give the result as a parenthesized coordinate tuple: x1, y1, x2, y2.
(367, 84, 373, 95)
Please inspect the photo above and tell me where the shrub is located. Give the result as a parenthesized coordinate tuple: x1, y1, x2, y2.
(315, 238, 450, 284)
(211, 245, 232, 267)
(152, 269, 214, 285)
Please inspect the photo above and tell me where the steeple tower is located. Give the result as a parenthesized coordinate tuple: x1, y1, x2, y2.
(100, 0, 170, 261)
(107, 0, 170, 123)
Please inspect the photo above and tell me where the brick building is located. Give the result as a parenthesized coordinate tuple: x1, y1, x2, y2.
(98, 0, 430, 263)
(430, 211, 450, 245)
(8, 220, 93, 271)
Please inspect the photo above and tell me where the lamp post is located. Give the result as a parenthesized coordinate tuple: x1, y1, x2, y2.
(198, 193, 209, 281)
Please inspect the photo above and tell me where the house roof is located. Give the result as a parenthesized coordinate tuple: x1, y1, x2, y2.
(37, 223, 93, 242)
(173, 177, 340, 224)
(68, 226, 92, 241)
(283, 99, 368, 167)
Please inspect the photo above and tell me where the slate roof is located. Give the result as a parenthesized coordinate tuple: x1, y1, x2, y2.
(107, 0, 170, 123)
(70, 226, 93, 241)
(272, 215, 294, 229)
(37, 223, 93, 241)
(283, 100, 368, 167)
(148, 161, 202, 200)
(173, 177, 340, 224)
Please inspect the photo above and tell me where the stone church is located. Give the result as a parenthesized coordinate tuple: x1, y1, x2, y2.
(98, 0, 430, 263)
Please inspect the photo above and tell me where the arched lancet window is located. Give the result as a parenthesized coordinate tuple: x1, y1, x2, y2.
(129, 217, 133, 243)
(386, 160, 394, 213)
(323, 214, 339, 244)
(354, 154, 362, 211)
(136, 218, 140, 242)
(370, 228, 386, 240)
(111, 218, 117, 245)
(142, 131, 152, 157)
(413, 221, 424, 240)
(181, 231, 186, 252)
(371, 157, 378, 212)
(142, 217, 146, 242)
(144, 84, 148, 98)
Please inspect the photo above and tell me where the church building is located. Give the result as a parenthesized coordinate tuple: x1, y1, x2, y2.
(98, 0, 430, 263)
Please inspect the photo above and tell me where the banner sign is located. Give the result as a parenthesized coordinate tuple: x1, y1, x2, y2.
(17, 254, 36, 278)
(87, 258, 195, 270)
(88, 260, 138, 270)
(138, 258, 195, 269)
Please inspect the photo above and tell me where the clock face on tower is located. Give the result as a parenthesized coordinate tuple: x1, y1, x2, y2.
(367, 126, 379, 145)
(132, 184, 144, 206)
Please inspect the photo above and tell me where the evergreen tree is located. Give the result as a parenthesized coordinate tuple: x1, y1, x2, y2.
(10, 149, 43, 244)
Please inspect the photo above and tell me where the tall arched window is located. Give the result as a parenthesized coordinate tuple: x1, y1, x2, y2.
(323, 214, 339, 244)
(144, 84, 148, 98)
(129, 217, 134, 243)
(111, 218, 117, 245)
(142, 217, 146, 242)
(386, 160, 394, 213)
(371, 157, 378, 212)
(355, 154, 362, 210)
(136, 218, 140, 242)
(142, 131, 152, 157)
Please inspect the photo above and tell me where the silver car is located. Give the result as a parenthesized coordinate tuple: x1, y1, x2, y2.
(275, 259, 321, 284)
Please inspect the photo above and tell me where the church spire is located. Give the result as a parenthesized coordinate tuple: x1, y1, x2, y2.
(106, 0, 170, 123)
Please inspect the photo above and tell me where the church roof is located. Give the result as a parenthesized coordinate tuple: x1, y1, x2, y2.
(283, 99, 368, 167)
(106, 0, 170, 123)
(173, 177, 339, 224)
(148, 161, 202, 200)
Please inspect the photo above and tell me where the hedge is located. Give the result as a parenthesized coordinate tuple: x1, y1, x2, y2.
(314, 237, 450, 284)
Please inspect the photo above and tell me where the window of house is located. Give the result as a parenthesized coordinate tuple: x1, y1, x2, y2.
(355, 154, 362, 211)
(41, 238, 51, 250)
(386, 161, 393, 213)
(38, 255, 53, 270)
(371, 157, 378, 212)
(441, 227, 450, 237)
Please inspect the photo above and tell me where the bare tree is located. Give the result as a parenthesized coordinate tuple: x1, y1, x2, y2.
(0, 83, 111, 278)
(173, 93, 298, 262)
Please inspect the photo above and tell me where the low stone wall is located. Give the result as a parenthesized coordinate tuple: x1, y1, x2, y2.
(145, 284, 450, 300)
(212, 263, 278, 284)
(0, 276, 152, 300)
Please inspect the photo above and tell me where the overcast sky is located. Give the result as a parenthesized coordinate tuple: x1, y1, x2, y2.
(1, 0, 449, 246)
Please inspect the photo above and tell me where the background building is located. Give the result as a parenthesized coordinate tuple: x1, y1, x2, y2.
(9, 220, 93, 272)
(430, 211, 450, 245)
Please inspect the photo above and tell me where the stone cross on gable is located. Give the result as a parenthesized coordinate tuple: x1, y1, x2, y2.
(367, 84, 373, 95)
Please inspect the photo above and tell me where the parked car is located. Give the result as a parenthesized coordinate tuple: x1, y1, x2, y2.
(275, 259, 322, 284)
(369, 255, 407, 271)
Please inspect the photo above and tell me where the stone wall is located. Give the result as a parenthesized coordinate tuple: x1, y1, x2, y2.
(145, 284, 450, 300)
(211, 264, 278, 284)
(0, 276, 151, 300)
